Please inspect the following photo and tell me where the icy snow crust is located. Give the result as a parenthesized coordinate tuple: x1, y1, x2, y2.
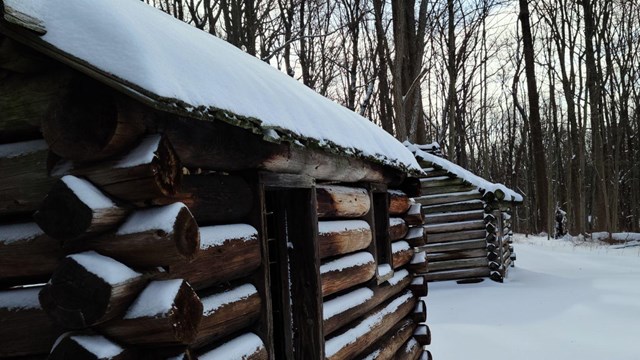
(320, 252, 374, 274)
(406, 142, 523, 202)
(125, 279, 183, 319)
(117, 203, 186, 235)
(3, 0, 420, 173)
(71, 335, 123, 358)
(202, 284, 257, 316)
(69, 251, 140, 285)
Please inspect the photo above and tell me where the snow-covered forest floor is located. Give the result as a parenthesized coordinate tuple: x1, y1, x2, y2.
(426, 233, 640, 360)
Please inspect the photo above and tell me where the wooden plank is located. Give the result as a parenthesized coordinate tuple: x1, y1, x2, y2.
(419, 176, 462, 187)
(427, 229, 487, 244)
(423, 209, 485, 225)
(423, 267, 491, 282)
(426, 248, 488, 262)
(321, 252, 376, 297)
(388, 190, 411, 215)
(355, 317, 416, 360)
(418, 238, 486, 253)
(424, 219, 485, 234)
(427, 256, 488, 272)
(316, 185, 370, 218)
(420, 183, 477, 195)
(260, 172, 315, 189)
(414, 191, 483, 207)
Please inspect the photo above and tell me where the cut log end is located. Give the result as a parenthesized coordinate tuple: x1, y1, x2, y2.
(174, 207, 200, 260)
(153, 136, 181, 197)
(34, 180, 93, 240)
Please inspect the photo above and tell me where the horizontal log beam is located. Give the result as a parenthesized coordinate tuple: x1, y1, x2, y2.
(0, 222, 62, 287)
(424, 219, 485, 234)
(395, 338, 421, 360)
(317, 185, 371, 218)
(414, 191, 483, 207)
(427, 229, 487, 244)
(389, 218, 408, 241)
(391, 241, 413, 269)
(422, 200, 484, 215)
(0, 140, 53, 216)
(356, 318, 416, 360)
(423, 209, 485, 225)
(100, 279, 203, 346)
(323, 269, 412, 336)
(194, 283, 261, 348)
(424, 266, 491, 282)
(414, 325, 431, 346)
(419, 238, 486, 253)
(0, 287, 60, 357)
(325, 291, 416, 360)
(427, 257, 488, 272)
(408, 251, 428, 273)
(404, 227, 426, 247)
(427, 248, 488, 262)
(388, 190, 411, 215)
(420, 183, 477, 196)
(402, 204, 423, 226)
(318, 220, 372, 259)
(320, 252, 376, 297)
(410, 276, 428, 297)
(168, 224, 261, 290)
(39, 252, 148, 329)
(196, 333, 267, 360)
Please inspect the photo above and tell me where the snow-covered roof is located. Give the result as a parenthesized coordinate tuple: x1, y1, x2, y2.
(1, 0, 420, 173)
(405, 142, 523, 203)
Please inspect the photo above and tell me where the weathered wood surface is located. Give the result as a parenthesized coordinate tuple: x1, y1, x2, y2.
(53, 135, 181, 204)
(427, 256, 488, 272)
(35, 176, 128, 240)
(427, 248, 488, 262)
(0, 222, 62, 287)
(424, 219, 485, 234)
(0, 36, 52, 73)
(408, 251, 428, 273)
(409, 276, 428, 297)
(0, 287, 60, 357)
(321, 252, 376, 297)
(419, 176, 462, 187)
(424, 266, 491, 282)
(100, 279, 203, 346)
(0, 70, 72, 142)
(420, 183, 477, 196)
(66, 203, 200, 268)
(323, 269, 412, 336)
(196, 333, 267, 360)
(355, 318, 416, 360)
(419, 238, 486, 253)
(168, 224, 261, 290)
(48, 332, 136, 360)
(39, 252, 147, 329)
(41, 79, 146, 162)
(414, 191, 483, 207)
(0, 140, 53, 216)
(391, 241, 413, 269)
(389, 218, 409, 241)
(388, 190, 411, 215)
(160, 117, 403, 184)
(172, 173, 253, 224)
(325, 290, 415, 360)
(426, 229, 486, 244)
(194, 283, 261, 348)
(316, 185, 370, 218)
(422, 200, 484, 215)
(394, 338, 421, 360)
(423, 209, 484, 224)
(402, 203, 423, 226)
(318, 220, 372, 259)
(420, 169, 451, 178)
(404, 227, 426, 247)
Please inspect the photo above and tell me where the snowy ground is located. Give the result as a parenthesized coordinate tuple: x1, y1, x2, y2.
(426, 234, 640, 360)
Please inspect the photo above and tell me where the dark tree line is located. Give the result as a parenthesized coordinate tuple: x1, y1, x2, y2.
(143, 0, 640, 236)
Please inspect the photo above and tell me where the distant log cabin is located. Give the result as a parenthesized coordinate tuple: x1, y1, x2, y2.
(406, 143, 522, 283)
(0, 0, 432, 359)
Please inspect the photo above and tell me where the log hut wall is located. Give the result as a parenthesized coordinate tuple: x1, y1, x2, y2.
(407, 144, 519, 283)
(0, 33, 430, 360)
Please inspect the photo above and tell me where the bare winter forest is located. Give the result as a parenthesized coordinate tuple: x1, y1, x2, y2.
(143, 0, 640, 236)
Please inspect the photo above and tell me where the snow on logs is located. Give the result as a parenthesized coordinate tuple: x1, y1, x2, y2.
(320, 251, 376, 297)
(51, 134, 181, 204)
(402, 203, 423, 226)
(358, 318, 417, 360)
(323, 269, 412, 336)
(0, 222, 62, 287)
(100, 279, 203, 346)
(198, 332, 267, 360)
(194, 283, 261, 348)
(41, 79, 145, 163)
(66, 203, 200, 267)
(391, 241, 413, 269)
(0, 287, 60, 357)
(324, 290, 416, 360)
(168, 224, 260, 290)
(395, 337, 421, 360)
(317, 185, 370, 218)
(34, 175, 128, 240)
(389, 218, 409, 241)
(388, 190, 411, 215)
(318, 220, 372, 259)
(0, 140, 54, 216)
(404, 227, 426, 248)
(48, 332, 135, 360)
(39, 251, 147, 329)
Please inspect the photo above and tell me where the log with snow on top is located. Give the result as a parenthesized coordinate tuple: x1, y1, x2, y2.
(389, 217, 409, 241)
(420, 238, 487, 253)
(423, 209, 484, 224)
(324, 290, 416, 360)
(51, 134, 181, 204)
(65, 202, 199, 267)
(100, 279, 203, 346)
(318, 220, 372, 259)
(168, 224, 261, 290)
(320, 251, 376, 297)
(323, 269, 412, 336)
(0, 140, 54, 216)
(316, 185, 370, 218)
(412, 299, 427, 323)
(388, 190, 411, 215)
(413, 324, 431, 346)
(403, 227, 426, 247)
(408, 251, 428, 273)
(402, 203, 423, 226)
(409, 276, 428, 297)
(170, 173, 253, 224)
(356, 318, 416, 360)
(421, 200, 485, 215)
(427, 248, 488, 262)
(424, 219, 485, 234)
(426, 229, 486, 244)
(394, 337, 421, 360)
(41, 78, 145, 163)
(414, 189, 483, 207)
(424, 266, 491, 282)
(193, 283, 261, 348)
(197, 332, 267, 360)
(427, 257, 489, 273)
(391, 240, 413, 269)
(420, 183, 477, 196)
(0, 287, 60, 357)
(0, 222, 62, 286)
(34, 175, 128, 240)
(48, 332, 135, 360)
(39, 251, 147, 329)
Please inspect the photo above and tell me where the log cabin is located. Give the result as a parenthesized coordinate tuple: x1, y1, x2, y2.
(0, 0, 433, 359)
(406, 143, 522, 283)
